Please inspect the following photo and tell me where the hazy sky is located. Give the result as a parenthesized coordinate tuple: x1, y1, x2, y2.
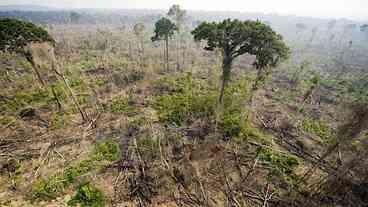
(1, 0, 368, 20)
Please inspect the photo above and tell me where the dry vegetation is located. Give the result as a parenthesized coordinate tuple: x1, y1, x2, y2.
(1, 8, 368, 207)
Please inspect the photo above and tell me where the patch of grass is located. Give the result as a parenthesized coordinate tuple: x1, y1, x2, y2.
(239, 121, 271, 144)
(110, 96, 136, 114)
(68, 78, 84, 88)
(11, 89, 52, 110)
(110, 96, 129, 113)
(153, 74, 193, 95)
(1, 84, 67, 112)
(223, 78, 250, 108)
(95, 79, 108, 87)
(31, 175, 68, 200)
(301, 118, 332, 141)
(137, 137, 160, 160)
(259, 148, 299, 176)
(50, 112, 68, 129)
(74, 93, 91, 106)
(31, 140, 119, 201)
(64, 159, 95, 183)
(0, 115, 16, 125)
(68, 182, 105, 207)
(111, 70, 145, 87)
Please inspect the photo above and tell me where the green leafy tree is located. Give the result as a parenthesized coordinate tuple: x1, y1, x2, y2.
(0, 18, 64, 109)
(0, 18, 54, 86)
(192, 19, 289, 103)
(0, 18, 88, 121)
(151, 17, 178, 71)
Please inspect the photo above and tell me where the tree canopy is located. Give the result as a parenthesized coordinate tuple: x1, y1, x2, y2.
(192, 19, 289, 69)
(0, 18, 54, 53)
(192, 19, 289, 103)
(151, 17, 177, 42)
(167, 4, 186, 30)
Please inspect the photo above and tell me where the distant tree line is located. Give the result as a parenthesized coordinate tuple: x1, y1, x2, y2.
(0, 10, 161, 25)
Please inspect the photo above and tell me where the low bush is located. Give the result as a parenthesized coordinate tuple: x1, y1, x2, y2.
(110, 96, 136, 114)
(64, 159, 95, 183)
(154, 73, 217, 126)
(31, 175, 67, 200)
(92, 139, 121, 162)
(258, 148, 301, 186)
(68, 182, 105, 207)
(302, 118, 332, 142)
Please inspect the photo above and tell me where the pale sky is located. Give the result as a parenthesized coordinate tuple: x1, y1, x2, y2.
(1, 0, 368, 20)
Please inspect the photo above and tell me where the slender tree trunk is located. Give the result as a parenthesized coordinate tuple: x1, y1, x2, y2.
(51, 61, 89, 122)
(141, 38, 144, 67)
(182, 40, 186, 70)
(249, 67, 271, 104)
(128, 41, 132, 59)
(219, 55, 232, 104)
(26, 55, 62, 110)
(26, 55, 46, 87)
(165, 36, 169, 71)
(176, 35, 180, 71)
(50, 85, 62, 110)
(162, 41, 166, 70)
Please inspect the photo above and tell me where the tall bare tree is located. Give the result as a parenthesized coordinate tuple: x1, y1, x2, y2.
(168, 4, 186, 71)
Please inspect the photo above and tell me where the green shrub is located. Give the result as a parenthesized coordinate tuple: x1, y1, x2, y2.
(92, 140, 120, 162)
(31, 175, 67, 200)
(110, 96, 136, 114)
(153, 73, 193, 95)
(155, 94, 191, 125)
(69, 78, 84, 88)
(68, 182, 105, 207)
(223, 78, 250, 108)
(1, 85, 67, 112)
(0, 115, 16, 125)
(64, 159, 95, 183)
(258, 148, 299, 176)
(240, 121, 270, 143)
(154, 74, 217, 126)
(221, 108, 243, 138)
(302, 118, 332, 141)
